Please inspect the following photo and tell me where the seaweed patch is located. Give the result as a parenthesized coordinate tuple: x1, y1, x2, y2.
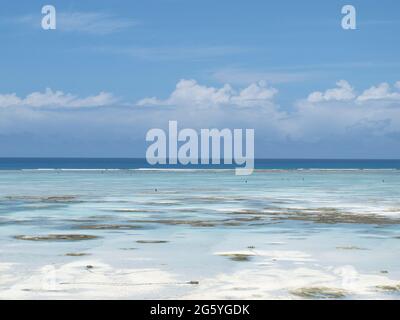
(290, 287, 347, 299)
(136, 240, 169, 244)
(14, 234, 99, 241)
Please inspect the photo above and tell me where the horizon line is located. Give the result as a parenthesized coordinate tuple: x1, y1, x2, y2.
(1, 157, 400, 161)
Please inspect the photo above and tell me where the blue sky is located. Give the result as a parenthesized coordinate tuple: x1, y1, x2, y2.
(0, 0, 399, 158)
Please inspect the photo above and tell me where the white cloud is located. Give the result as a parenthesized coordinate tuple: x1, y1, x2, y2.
(307, 80, 355, 103)
(0, 94, 21, 107)
(137, 79, 278, 108)
(0, 88, 117, 108)
(357, 82, 400, 102)
(307, 80, 400, 104)
(231, 81, 277, 106)
(288, 80, 400, 141)
(2, 79, 400, 157)
(137, 79, 400, 144)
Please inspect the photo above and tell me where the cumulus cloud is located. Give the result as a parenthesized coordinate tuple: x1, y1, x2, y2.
(307, 80, 400, 104)
(288, 80, 400, 142)
(1, 79, 400, 158)
(357, 82, 400, 102)
(136, 78, 400, 148)
(307, 80, 356, 103)
(137, 79, 278, 108)
(0, 88, 117, 108)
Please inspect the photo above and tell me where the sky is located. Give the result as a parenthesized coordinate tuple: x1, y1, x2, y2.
(0, 0, 399, 158)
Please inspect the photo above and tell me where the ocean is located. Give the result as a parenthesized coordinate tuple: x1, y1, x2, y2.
(0, 158, 399, 170)
(1, 158, 400, 299)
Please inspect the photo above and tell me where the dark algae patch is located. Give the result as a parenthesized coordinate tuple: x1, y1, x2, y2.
(290, 287, 347, 299)
(5, 195, 80, 203)
(270, 208, 400, 225)
(230, 207, 400, 225)
(14, 234, 99, 241)
(129, 219, 217, 227)
(74, 224, 143, 230)
(128, 217, 262, 228)
(43, 196, 78, 202)
(218, 253, 254, 262)
(227, 254, 252, 262)
(112, 209, 157, 213)
(376, 284, 400, 292)
(336, 246, 367, 250)
(136, 240, 169, 244)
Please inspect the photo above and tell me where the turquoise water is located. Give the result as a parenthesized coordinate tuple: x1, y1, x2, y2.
(1, 169, 400, 299)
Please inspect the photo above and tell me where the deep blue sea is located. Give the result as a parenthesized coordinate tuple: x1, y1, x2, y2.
(0, 158, 399, 170)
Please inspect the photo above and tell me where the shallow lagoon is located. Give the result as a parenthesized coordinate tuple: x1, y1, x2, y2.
(1, 169, 400, 299)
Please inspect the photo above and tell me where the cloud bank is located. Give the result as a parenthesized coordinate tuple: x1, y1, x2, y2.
(0, 88, 117, 108)
(137, 79, 278, 108)
(1, 79, 400, 158)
